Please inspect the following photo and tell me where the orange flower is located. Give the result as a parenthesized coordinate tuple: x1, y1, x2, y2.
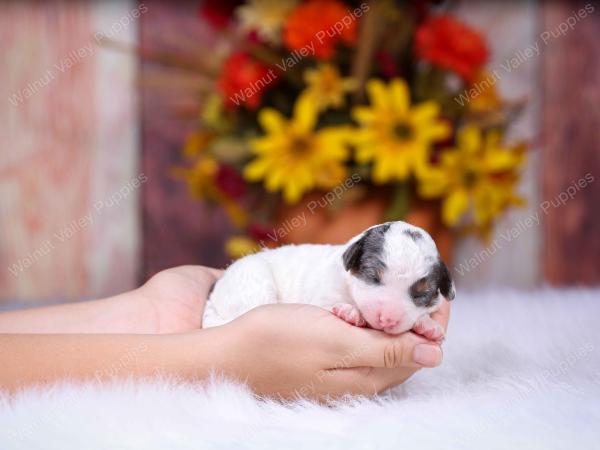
(415, 15, 488, 81)
(283, 0, 358, 59)
(468, 70, 501, 113)
(217, 52, 275, 110)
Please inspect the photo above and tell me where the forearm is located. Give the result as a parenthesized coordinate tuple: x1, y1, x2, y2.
(0, 266, 220, 335)
(0, 289, 154, 334)
(0, 329, 226, 393)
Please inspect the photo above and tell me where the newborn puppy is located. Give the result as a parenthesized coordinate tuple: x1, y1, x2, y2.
(203, 221, 455, 340)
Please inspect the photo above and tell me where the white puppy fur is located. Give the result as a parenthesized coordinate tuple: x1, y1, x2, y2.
(204, 221, 455, 339)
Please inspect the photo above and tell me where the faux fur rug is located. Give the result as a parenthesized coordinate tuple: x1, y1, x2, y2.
(2, 289, 599, 450)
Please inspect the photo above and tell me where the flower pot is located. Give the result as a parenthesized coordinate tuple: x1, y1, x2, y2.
(404, 199, 454, 265)
(275, 192, 453, 264)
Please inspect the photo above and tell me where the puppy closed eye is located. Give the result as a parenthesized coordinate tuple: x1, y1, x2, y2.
(410, 259, 455, 307)
(410, 278, 436, 307)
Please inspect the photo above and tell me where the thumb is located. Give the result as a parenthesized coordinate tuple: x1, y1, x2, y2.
(345, 328, 443, 369)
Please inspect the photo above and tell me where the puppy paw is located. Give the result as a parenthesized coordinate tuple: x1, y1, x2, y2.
(331, 303, 366, 327)
(413, 315, 445, 342)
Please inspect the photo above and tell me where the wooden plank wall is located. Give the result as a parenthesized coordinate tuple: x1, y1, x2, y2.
(140, 0, 232, 279)
(541, 0, 600, 285)
(0, 1, 140, 304)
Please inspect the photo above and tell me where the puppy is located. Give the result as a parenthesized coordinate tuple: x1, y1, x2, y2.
(203, 221, 455, 340)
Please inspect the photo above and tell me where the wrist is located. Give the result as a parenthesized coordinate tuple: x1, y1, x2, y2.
(95, 288, 159, 334)
(119, 287, 161, 333)
(172, 325, 241, 382)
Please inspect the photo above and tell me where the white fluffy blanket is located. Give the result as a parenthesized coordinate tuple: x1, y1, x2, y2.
(2, 289, 599, 450)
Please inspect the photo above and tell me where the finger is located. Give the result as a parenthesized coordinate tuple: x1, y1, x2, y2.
(340, 327, 443, 369)
(431, 298, 451, 332)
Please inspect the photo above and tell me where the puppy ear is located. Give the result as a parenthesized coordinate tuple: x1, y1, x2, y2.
(342, 226, 388, 284)
(436, 259, 456, 301)
(342, 236, 365, 273)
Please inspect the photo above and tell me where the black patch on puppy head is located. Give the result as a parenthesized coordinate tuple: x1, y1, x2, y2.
(433, 259, 455, 301)
(403, 229, 422, 241)
(342, 224, 390, 285)
(409, 258, 455, 307)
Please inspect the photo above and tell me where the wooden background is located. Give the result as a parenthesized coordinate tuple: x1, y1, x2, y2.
(452, 0, 541, 289)
(541, 0, 600, 285)
(0, 0, 598, 305)
(139, 0, 232, 279)
(0, 1, 140, 303)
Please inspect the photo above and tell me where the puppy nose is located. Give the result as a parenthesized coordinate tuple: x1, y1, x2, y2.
(378, 314, 399, 329)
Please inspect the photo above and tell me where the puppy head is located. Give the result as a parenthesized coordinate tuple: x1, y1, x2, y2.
(342, 221, 455, 334)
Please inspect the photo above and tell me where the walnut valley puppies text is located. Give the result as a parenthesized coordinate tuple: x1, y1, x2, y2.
(227, 3, 369, 107)
(253, 173, 361, 247)
(454, 173, 594, 276)
(7, 173, 148, 277)
(8, 3, 148, 107)
(455, 3, 595, 107)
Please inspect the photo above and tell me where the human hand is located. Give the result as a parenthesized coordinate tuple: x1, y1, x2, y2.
(138, 266, 223, 334)
(211, 300, 450, 400)
(0, 270, 449, 398)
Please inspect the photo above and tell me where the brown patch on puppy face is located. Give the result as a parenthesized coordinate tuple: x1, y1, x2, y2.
(409, 259, 455, 308)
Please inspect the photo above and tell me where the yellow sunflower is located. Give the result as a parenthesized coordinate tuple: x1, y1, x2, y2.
(201, 93, 230, 133)
(244, 93, 351, 203)
(183, 130, 215, 159)
(178, 157, 218, 199)
(417, 125, 526, 228)
(303, 64, 357, 111)
(351, 78, 451, 184)
(175, 156, 248, 227)
(225, 236, 261, 259)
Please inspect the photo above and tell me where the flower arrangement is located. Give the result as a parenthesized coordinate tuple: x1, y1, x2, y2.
(173, 0, 527, 258)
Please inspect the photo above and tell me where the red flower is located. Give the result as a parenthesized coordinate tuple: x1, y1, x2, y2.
(415, 15, 488, 81)
(217, 52, 276, 110)
(247, 223, 275, 243)
(215, 164, 247, 199)
(198, 0, 242, 29)
(376, 52, 399, 78)
(283, 0, 358, 60)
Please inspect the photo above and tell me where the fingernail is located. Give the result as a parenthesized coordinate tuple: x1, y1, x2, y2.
(413, 344, 442, 367)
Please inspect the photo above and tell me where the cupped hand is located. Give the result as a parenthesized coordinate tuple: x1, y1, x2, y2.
(214, 300, 450, 400)
(137, 265, 450, 399)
